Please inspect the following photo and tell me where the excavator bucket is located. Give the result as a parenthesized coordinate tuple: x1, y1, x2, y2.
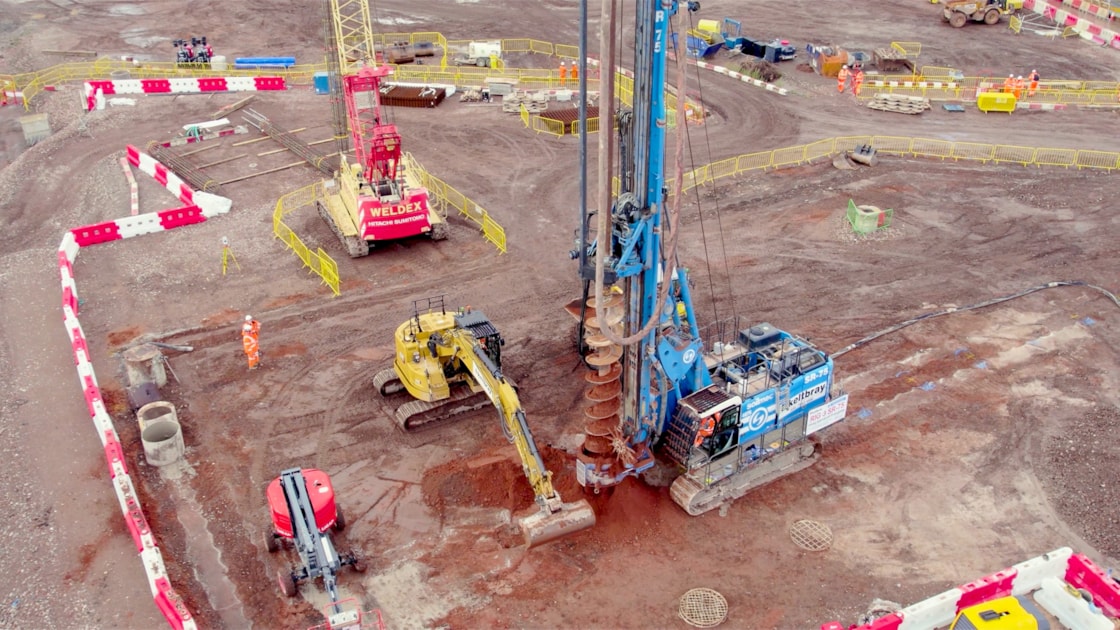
(518, 499, 597, 547)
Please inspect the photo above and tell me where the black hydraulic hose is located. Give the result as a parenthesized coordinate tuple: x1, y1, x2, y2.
(830, 281, 1120, 359)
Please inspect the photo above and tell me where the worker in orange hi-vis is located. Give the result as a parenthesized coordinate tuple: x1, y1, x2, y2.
(558, 60, 567, 87)
(836, 64, 849, 93)
(570, 61, 579, 84)
(1028, 69, 1040, 97)
(1012, 76, 1024, 100)
(851, 65, 864, 97)
(1003, 74, 1015, 94)
(242, 315, 261, 370)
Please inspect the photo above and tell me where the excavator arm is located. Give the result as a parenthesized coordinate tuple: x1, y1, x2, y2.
(432, 328, 596, 545)
(447, 330, 565, 514)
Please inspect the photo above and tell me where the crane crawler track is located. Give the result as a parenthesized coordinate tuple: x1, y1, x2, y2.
(316, 200, 369, 258)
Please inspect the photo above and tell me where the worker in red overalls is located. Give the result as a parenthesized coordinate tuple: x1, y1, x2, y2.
(242, 315, 261, 370)
(558, 60, 567, 87)
(837, 64, 849, 93)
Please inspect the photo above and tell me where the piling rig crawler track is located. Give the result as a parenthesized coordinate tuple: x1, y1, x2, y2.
(375, 297, 597, 545)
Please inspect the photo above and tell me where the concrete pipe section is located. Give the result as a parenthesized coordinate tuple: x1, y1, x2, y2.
(138, 401, 184, 467)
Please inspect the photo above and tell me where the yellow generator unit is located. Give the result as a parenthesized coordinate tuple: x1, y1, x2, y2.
(949, 596, 1048, 630)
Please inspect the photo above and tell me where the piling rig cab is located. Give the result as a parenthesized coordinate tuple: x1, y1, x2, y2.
(567, 1, 849, 516)
(317, 0, 447, 258)
(374, 297, 597, 546)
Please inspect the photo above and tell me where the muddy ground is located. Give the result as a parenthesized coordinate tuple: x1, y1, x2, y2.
(0, 0, 1118, 629)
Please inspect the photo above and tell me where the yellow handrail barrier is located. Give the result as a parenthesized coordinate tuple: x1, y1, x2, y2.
(272, 183, 341, 296)
(660, 137, 1118, 196)
(403, 152, 507, 254)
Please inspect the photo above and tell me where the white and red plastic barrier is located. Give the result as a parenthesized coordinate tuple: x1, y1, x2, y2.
(70, 145, 231, 246)
(83, 76, 285, 111)
(58, 147, 233, 629)
(694, 60, 789, 95)
(823, 547, 1120, 630)
(868, 80, 959, 90)
(1023, 0, 1120, 48)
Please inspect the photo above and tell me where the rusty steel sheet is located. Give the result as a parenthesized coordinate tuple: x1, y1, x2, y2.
(380, 85, 446, 108)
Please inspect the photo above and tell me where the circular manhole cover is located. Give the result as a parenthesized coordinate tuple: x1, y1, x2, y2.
(790, 519, 833, 551)
(678, 587, 728, 628)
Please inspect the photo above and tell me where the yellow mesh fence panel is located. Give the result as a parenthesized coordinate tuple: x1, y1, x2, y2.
(950, 142, 997, 163)
(532, 116, 565, 136)
(1033, 147, 1077, 168)
(869, 136, 912, 156)
(833, 136, 872, 154)
(909, 138, 953, 160)
(528, 40, 554, 55)
(891, 41, 921, 57)
(272, 184, 340, 296)
(555, 44, 579, 59)
(1075, 150, 1120, 171)
(520, 103, 530, 127)
(992, 145, 1036, 165)
(709, 157, 737, 181)
(404, 152, 507, 253)
(736, 151, 773, 173)
(920, 65, 958, 78)
(804, 139, 836, 162)
(771, 145, 807, 168)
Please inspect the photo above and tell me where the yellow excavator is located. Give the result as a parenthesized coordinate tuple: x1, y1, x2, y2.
(374, 297, 597, 546)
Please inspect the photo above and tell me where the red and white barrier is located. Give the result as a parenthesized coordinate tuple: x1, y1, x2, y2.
(1016, 102, 1069, 110)
(869, 80, 959, 90)
(83, 76, 286, 111)
(58, 230, 197, 630)
(56, 144, 240, 628)
(695, 60, 789, 95)
(120, 157, 139, 216)
(1023, 0, 1120, 49)
(125, 144, 231, 218)
(823, 547, 1120, 630)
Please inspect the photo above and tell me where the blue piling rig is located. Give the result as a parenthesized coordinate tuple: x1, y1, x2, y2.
(571, 0, 847, 513)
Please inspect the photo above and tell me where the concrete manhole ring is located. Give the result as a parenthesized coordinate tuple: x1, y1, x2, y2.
(678, 587, 728, 628)
(790, 519, 833, 551)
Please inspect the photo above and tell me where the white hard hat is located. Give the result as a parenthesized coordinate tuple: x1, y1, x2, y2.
(245, 315, 253, 321)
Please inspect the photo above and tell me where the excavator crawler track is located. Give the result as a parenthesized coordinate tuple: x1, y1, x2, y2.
(393, 387, 492, 431)
(372, 368, 404, 395)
